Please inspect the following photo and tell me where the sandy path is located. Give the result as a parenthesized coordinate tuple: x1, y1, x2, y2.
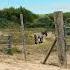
(0, 60, 69, 70)
(0, 62, 60, 70)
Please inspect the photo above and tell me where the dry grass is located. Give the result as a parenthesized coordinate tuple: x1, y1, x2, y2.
(0, 28, 69, 70)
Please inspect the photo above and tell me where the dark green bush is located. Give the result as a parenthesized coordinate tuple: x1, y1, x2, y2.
(2, 47, 22, 55)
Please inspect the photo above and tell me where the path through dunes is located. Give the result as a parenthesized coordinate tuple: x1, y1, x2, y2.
(0, 62, 64, 70)
(0, 54, 69, 70)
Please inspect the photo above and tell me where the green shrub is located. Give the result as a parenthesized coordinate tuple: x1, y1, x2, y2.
(2, 47, 22, 55)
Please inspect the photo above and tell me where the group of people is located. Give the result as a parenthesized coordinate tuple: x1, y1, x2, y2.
(34, 31, 47, 44)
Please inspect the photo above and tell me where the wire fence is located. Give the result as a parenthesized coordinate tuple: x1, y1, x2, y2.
(0, 27, 69, 67)
(0, 24, 70, 64)
(0, 28, 57, 62)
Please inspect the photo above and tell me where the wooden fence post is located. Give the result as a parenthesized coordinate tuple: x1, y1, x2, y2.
(42, 38, 57, 64)
(54, 11, 67, 67)
(20, 14, 26, 60)
(8, 34, 12, 49)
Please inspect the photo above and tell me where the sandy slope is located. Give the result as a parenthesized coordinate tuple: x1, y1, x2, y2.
(0, 62, 63, 70)
(0, 54, 68, 70)
(0, 32, 69, 70)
